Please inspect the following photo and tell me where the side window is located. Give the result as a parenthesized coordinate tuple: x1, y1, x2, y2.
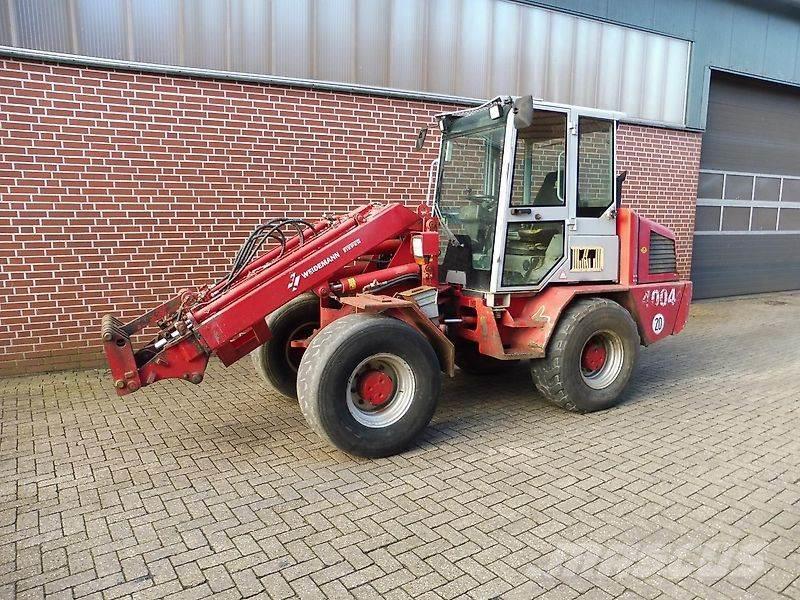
(577, 117, 614, 217)
(510, 110, 567, 206)
(502, 222, 564, 287)
(436, 125, 506, 290)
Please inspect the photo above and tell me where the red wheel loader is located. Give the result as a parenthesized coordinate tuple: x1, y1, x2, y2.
(101, 96, 692, 457)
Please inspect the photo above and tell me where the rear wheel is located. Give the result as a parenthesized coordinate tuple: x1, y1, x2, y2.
(251, 293, 319, 399)
(297, 314, 441, 458)
(531, 298, 639, 413)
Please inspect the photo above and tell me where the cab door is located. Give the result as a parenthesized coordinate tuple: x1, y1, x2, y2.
(572, 111, 618, 236)
(562, 111, 620, 283)
(490, 106, 575, 292)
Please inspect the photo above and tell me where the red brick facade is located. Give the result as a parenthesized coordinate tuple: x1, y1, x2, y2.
(616, 123, 702, 278)
(0, 59, 701, 376)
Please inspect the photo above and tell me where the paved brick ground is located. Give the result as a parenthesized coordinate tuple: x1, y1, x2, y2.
(1, 292, 799, 599)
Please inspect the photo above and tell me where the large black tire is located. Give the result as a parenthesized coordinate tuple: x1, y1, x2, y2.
(251, 293, 319, 399)
(454, 341, 517, 375)
(297, 314, 441, 458)
(531, 298, 640, 413)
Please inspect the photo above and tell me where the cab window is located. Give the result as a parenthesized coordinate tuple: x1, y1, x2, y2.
(501, 221, 564, 287)
(503, 109, 568, 287)
(510, 110, 567, 207)
(436, 108, 507, 290)
(577, 117, 614, 217)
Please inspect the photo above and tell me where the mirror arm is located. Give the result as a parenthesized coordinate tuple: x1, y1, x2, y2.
(513, 95, 535, 130)
(615, 170, 628, 209)
(414, 126, 429, 151)
(426, 159, 439, 208)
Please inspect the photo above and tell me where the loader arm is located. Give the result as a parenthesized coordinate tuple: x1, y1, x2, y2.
(102, 203, 423, 395)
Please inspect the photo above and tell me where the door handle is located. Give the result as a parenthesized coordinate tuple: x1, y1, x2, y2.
(510, 208, 531, 216)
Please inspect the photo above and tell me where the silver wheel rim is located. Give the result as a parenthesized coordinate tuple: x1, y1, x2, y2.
(346, 353, 416, 428)
(580, 330, 625, 390)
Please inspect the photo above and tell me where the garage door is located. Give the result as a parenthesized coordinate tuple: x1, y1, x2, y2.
(691, 72, 800, 298)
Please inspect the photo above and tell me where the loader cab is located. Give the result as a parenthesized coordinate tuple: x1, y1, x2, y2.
(436, 96, 621, 298)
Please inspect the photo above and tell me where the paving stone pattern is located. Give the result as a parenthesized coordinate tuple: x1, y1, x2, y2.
(1, 292, 799, 599)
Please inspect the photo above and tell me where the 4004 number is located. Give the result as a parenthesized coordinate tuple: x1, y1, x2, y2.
(643, 287, 677, 307)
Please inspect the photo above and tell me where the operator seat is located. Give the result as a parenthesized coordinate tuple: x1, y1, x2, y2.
(525, 231, 564, 283)
(440, 234, 491, 289)
(440, 234, 474, 281)
(544, 232, 564, 266)
(534, 171, 561, 205)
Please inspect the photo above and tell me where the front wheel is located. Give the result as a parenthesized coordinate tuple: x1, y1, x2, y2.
(531, 298, 640, 413)
(297, 314, 441, 458)
(251, 293, 319, 399)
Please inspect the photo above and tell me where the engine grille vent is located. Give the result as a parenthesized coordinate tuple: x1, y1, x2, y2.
(649, 231, 677, 274)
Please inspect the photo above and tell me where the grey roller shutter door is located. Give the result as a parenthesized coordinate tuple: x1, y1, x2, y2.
(701, 73, 800, 176)
(692, 72, 800, 299)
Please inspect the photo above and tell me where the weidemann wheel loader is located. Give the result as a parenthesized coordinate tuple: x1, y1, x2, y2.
(102, 96, 692, 457)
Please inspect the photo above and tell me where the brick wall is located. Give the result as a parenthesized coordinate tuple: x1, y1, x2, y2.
(0, 58, 701, 376)
(616, 123, 702, 279)
(0, 59, 449, 375)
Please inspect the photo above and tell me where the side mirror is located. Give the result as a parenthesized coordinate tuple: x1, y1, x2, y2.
(513, 95, 534, 130)
(415, 127, 428, 151)
(615, 170, 628, 208)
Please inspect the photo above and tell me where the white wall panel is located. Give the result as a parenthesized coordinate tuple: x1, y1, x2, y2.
(426, 0, 459, 95)
(0, 0, 691, 125)
(388, 0, 426, 91)
(621, 29, 647, 116)
(548, 11, 575, 104)
(316, 0, 355, 83)
(519, 8, 550, 104)
(597, 25, 624, 111)
(642, 34, 669, 121)
(488, 1, 520, 97)
(128, 0, 181, 65)
(14, 0, 71, 53)
(271, 0, 312, 78)
(73, 0, 127, 59)
(664, 38, 691, 124)
(183, 0, 226, 71)
(572, 18, 601, 108)
(354, 0, 390, 87)
(229, 0, 271, 74)
(457, 0, 492, 98)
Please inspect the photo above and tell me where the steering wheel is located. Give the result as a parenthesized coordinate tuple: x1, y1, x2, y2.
(465, 194, 498, 211)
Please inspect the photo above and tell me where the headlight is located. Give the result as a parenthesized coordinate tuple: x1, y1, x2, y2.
(412, 235, 424, 258)
(411, 232, 438, 265)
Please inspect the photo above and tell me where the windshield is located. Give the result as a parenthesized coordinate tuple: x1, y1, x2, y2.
(436, 107, 508, 290)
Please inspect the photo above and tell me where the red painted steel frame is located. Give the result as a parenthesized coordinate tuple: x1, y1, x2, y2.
(453, 280, 691, 361)
(450, 207, 692, 360)
(103, 203, 423, 395)
(102, 199, 692, 397)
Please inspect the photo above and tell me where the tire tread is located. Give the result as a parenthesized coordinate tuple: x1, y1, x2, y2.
(531, 297, 636, 413)
(250, 293, 318, 399)
(297, 313, 441, 457)
(297, 314, 380, 447)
